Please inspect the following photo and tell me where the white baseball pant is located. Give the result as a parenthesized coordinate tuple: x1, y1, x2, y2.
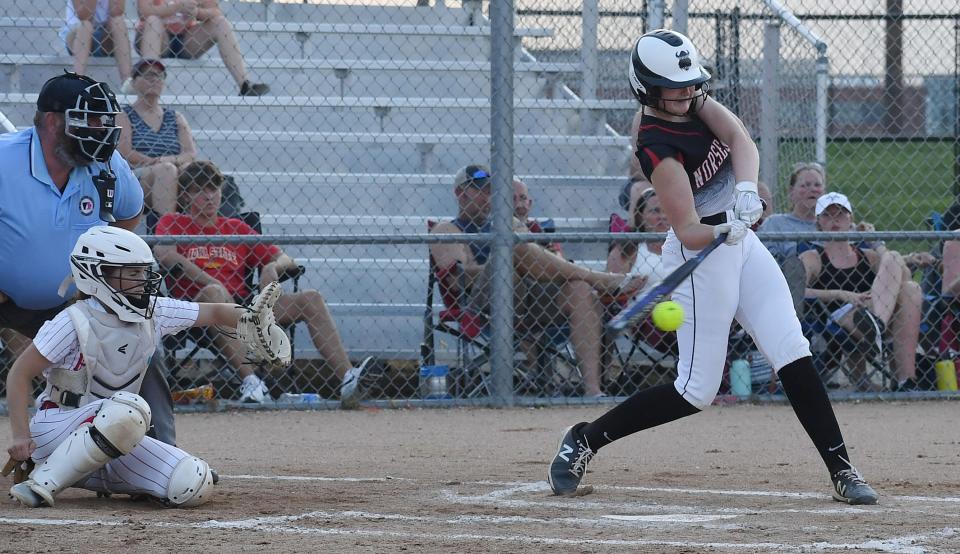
(662, 229, 811, 409)
(29, 400, 191, 499)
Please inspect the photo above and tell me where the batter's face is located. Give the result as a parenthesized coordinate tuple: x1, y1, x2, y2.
(790, 169, 825, 215)
(640, 194, 669, 232)
(816, 204, 852, 232)
(659, 86, 695, 116)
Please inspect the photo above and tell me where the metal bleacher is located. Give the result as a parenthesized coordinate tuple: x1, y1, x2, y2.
(0, 0, 631, 361)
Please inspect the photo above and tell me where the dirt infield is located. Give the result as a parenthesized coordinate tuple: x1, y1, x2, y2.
(1, 400, 958, 553)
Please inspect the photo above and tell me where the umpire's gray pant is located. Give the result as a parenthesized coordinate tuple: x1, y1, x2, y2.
(141, 356, 176, 446)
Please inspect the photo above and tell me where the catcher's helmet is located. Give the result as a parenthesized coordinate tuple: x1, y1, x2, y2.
(69, 226, 161, 323)
(37, 71, 122, 163)
(628, 29, 711, 113)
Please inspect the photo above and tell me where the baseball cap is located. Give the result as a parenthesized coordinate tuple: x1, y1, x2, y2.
(453, 164, 492, 188)
(133, 59, 166, 77)
(815, 192, 853, 216)
(37, 72, 113, 113)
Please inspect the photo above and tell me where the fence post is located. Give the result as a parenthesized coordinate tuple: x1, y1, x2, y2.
(672, 0, 689, 35)
(760, 23, 780, 195)
(647, 0, 665, 30)
(815, 44, 829, 167)
(581, 0, 599, 134)
(489, 0, 516, 407)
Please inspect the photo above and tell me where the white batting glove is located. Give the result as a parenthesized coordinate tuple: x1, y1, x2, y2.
(733, 181, 764, 226)
(713, 219, 749, 246)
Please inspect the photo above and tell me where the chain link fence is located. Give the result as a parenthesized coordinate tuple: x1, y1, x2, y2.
(1, 0, 958, 409)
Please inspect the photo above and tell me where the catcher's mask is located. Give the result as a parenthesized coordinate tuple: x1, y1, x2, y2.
(67, 226, 161, 323)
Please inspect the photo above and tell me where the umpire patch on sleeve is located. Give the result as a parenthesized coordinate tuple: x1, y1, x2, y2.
(79, 196, 95, 216)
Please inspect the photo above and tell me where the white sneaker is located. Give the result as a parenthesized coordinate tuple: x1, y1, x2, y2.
(120, 77, 134, 94)
(238, 374, 269, 403)
(340, 356, 376, 409)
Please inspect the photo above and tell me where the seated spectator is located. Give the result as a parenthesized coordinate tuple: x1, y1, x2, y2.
(759, 162, 827, 261)
(135, 0, 269, 96)
(606, 186, 667, 284)
(799, 193, 922, 391)
(758, 162, 903, 263)
(154, 161, 375, 405)
(513, 178, 563, 257)
(429, 164, 645, 397)
(59, 0, 134, 90)
(116, 59, 197, 219)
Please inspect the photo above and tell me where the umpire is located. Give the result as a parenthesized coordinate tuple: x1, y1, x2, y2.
(0, 71, 176, 446)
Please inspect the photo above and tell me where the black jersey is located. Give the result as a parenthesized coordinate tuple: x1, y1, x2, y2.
(634, 113, 735, 217)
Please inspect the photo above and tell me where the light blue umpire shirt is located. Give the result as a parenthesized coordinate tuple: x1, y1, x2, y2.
(0, 127, 144, 310)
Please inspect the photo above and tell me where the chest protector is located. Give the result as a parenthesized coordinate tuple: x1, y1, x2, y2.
(44, 302, 156, 409)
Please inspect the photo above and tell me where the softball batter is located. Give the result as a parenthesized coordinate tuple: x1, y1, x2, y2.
(549, 29, 878, 505)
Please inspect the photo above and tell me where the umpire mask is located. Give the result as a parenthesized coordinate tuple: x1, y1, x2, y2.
(38, 72, 122, 163)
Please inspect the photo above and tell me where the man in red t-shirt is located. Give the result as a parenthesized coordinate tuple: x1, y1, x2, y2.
(154, 161, 376, 407)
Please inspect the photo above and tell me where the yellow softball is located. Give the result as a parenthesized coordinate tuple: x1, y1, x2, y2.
(651, 300, 684, 332)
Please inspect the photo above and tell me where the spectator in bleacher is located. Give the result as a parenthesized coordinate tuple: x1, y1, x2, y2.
(759, 162, 827, 262)
(429, 164, 646, 397)
(606, 186, 668, 287)
(134, 0, 269, 96)
(59, 0, 135, 92)
(513, 178, 563, 257)
(153, 161, 377, 406)
(116, 59, 197, 220)
(799, 192, 923, 391)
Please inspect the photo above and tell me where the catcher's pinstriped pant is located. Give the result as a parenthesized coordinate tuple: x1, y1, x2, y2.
(662, 228, 811, 409)
(30, 400, 191, 499)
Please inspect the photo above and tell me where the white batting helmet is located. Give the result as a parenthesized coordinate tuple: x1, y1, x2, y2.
(628, 29, 711, 112)
(70, 226, 161, 323)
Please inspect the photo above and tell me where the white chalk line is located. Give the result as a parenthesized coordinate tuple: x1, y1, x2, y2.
(0, 514, 955, 553)
(438, 488, 946, 519)
(223, 473, 960, 505)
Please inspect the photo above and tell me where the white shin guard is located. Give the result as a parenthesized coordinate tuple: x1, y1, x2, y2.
(23, 392, 151, 507)
(165, 456, 216, 507)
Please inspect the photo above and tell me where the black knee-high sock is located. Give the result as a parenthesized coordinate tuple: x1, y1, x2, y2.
(581, 384, 700, 451)
(778, 356, 850, 475)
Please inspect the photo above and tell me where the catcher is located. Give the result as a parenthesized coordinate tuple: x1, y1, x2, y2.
(4, 226, 290, 508)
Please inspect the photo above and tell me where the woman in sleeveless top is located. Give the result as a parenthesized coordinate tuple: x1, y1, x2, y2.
(799, 192, 923, 391)
(116, 59, 197, 217)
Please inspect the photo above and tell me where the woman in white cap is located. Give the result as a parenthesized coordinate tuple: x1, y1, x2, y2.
(799, 192, 923, 392)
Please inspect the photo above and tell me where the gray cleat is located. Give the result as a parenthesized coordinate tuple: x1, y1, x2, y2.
(831, 465, 879, 505)
(548, 422, 594, 496)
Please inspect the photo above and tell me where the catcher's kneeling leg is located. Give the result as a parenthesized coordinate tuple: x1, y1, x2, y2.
(11, 392, 151, 508)
(164, 456, 215, 507)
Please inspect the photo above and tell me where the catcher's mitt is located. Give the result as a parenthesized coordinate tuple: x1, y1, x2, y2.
(2, 456, 34, 484)
(237, 281, 292, 368)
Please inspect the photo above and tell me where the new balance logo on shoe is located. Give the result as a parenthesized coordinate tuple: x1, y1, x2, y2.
(558, 443, 573, 462)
